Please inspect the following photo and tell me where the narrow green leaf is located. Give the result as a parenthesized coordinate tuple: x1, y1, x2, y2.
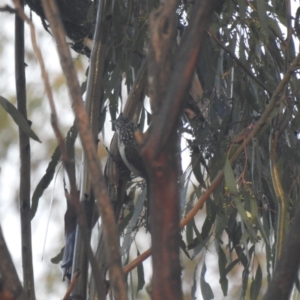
(250, 263, 262, 300)
(186, 219, 194, 245)
(31, 146, 61, 219)
(191, 263, 197, 298)
(31, 123, 77, 219)
(118, 210, 134, 234)
(136, 249, 145, 294)
(65, 122, 78, 159)
(224, 158, 238, 194)
(237, 0, 246, 25)
(51, 247, 64, 264)
(179, 167, 192, 213)
(267, 17, 283, 39)
(80, 78, 87, 95)
(201, 198, 217, 237)
(215, 214, 229, 241)
(192, 218, 201, 239)
(225, 258, 239, 274)
(218, 247, 228, 296)
(0, 95, 41, 142)
(256, 216, 270, 247)
(239, 35, 247, 64)
(256, 0, 269, 40)
(191, 152, 207, 188)
(241, 245, 256, 297)
(224, 158, 257, 239)
(121, 188, 147, 256)
(191, 235, 211, 259)
(180, 235, 191, 259)
(292, 114, 300, 131)
(200, 262, 214, 300)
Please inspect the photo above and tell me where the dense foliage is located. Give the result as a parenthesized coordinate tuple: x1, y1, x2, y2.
(1, 0, 300, 299)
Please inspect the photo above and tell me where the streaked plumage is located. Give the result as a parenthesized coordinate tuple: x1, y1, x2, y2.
(114, 115, 146, 178)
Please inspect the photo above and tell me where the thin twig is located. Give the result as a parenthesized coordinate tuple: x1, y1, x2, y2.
(14, 1, 35, 299)
(62, 270, 81, 300)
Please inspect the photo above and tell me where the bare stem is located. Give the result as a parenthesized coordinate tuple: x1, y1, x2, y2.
(14, 1, 35, 299)
(62, 270, 81, 300)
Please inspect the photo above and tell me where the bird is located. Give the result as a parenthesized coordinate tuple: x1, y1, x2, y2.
(114, 115, 151, 230)
(114, 115, 146, 178)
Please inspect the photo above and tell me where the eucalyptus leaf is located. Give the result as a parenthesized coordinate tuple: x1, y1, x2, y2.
(218, 246, 228, 296)
(51, 247, 64, 264)
(136, 249, 145, 294)
(31, 146, 61, 219)
(200, 262, 214, 300)
(224, 158, 257, 239)
(256, 0, 269, 40)
(0, 95, 41, 142)
(250, 263, 262, 300)
(121, 188, 147, 256)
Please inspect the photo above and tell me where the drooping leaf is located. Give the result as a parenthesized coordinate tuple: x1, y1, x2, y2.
(121, 187, 147, 256)
(250, 263, 262, 300)
(191, 262, 198, 299)
(180, 235, 191, 259)
(224, 157, 238, 194)
(186, 218, 194, 246)
(31, 146, 61, 219)
(31, 123, 78, 220)
(225, 259, 239, 275)
(224, 158, 257, 240)
(118, 210, 134, 234)
(179, 166, 192, 214)
(237, 0, 246, 26)
(191, 151, 207, 188)
(51, 247, 64, 264)
(0, 95, 41, 142)
(191, 235, 211, 259)
(200, 262, 214, 300)
(136, 249, 145, 294)
(256, 0, 269, 40)
(218, 246, 228, 296)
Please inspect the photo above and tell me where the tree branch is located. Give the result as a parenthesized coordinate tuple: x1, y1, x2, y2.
(263, 204, 300, 300)
(0, 228, 26, 300)
(143, 0, 183, 298)
(39, 1, 127, 299)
